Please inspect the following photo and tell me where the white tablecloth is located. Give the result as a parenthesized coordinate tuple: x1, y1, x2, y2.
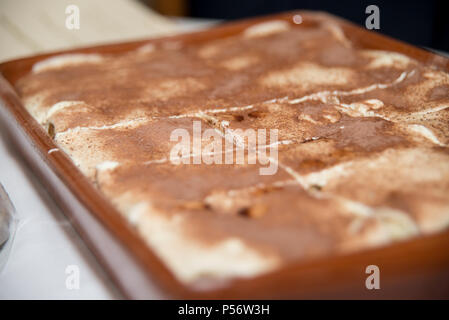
(0, 130, 122, 299)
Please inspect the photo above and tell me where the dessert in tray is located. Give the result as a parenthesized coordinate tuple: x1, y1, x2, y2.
(14, 14, 449, 287)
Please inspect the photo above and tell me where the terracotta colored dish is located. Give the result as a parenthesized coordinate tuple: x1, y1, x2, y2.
(1, 11, 449, 299)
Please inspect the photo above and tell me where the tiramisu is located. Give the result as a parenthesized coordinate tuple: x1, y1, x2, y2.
(15, 14, 449, 286)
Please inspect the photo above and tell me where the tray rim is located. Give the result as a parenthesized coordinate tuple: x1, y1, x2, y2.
(1, 10, 449, 299)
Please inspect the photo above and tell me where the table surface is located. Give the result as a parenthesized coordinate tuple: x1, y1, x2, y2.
(0, 0, 216, 299)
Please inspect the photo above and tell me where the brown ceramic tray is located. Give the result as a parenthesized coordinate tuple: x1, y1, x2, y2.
(1, 11, 449, 299)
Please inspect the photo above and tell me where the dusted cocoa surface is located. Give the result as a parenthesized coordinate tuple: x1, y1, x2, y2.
(15, 13, 449, 285)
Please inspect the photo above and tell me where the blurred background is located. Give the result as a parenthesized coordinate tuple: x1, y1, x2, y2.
(145, 0, 449, 51)
(1, 0, 448, 63)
